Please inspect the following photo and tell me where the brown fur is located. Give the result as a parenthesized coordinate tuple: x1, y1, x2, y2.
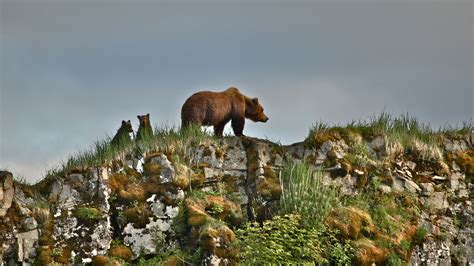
(181, 87, 268, 136)
(136, 113, 153, 141)
(111, 120, 133, 146)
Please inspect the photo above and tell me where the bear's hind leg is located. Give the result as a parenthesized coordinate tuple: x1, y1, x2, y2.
(214, 122, 227, 137)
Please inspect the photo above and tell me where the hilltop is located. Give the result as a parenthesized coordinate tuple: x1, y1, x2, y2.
(0, 114, 472, 265)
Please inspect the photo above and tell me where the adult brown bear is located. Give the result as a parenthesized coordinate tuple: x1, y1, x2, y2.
(181, 87, 268, 136)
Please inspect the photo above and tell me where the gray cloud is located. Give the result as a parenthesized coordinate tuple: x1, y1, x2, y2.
(1, 0, 472, 182)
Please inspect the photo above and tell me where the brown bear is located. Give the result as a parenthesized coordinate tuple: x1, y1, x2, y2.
(111, 120, 133, 146)
(136, 113, 153, 141)
(181, 87, 268, 136)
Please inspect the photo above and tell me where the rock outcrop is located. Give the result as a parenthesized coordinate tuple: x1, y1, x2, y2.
(0, 130, 472, 265)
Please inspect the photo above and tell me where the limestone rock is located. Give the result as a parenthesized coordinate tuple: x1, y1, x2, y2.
(411, 241, 451, 265)
(150, 154, 175, 183)
(392, 175, 421, 193)
(0, 171, 14, 217)
(16, 229, 39, 263)
(426, 192, 449, 211)
(420, 183, 434, 196)
(21, 217, 38, 231)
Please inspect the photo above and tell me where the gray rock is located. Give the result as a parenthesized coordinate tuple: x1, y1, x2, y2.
(320, 140, 335, 155)
(420, 183, 435, 196)
(68, 173, 84, 184)
(90, 220, 113, 256)
(452, 161, 461, 172)
(427, 192, 449, 211)
(287, 143, 308, 160)
(319, 140, 347, 159)
(272, 153, 284, 167)
(377, 184, 392, 194)
(370, 136, 385, 152)
(57, 184, 80, 210)
(16, 229, 39, 263)
(204, 167, 222, 182)
(22, 217, 38, 231)
(150, 154, 175, 183)
(222, 145, 247, 170)
(123, 219, 172, 259)
(406, 161, 417, 171)
(0, 171, 14, 217)
(410, 241, 451, 265)
(332, 175, 357, 196)
(254, 142, 273, 166)
(392, 175, 421, 193)
(458, 189, 469, 199)
(448, 179, 459, 191)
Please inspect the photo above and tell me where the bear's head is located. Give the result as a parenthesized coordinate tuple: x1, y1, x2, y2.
(121, 120, 133, 132)
(245, 98, 269, 123)
(137, 113, 150, 126)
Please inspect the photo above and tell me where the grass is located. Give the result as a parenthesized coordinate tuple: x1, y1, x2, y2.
(278, 160, 339, 230)
(307, 112, 472, 160)
(40, 124, 217, 184)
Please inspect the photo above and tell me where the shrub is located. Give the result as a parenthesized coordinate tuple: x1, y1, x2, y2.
(236, 214, 326, 264)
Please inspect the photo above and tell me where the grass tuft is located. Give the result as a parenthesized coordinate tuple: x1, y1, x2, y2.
(279, 160, 339, 229)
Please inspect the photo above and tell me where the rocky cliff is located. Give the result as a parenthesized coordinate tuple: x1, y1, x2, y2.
(0, 125, 472, 265)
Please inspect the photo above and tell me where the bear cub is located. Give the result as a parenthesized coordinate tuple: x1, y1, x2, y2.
(136, 113, 153, 141)
(111, 120, 133, 146)
(181, 87, 268, 136)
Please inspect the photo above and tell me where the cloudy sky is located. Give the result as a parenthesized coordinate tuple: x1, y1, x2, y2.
(1, 0, 472, 182)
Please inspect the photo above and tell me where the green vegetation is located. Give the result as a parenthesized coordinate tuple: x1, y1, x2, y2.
(236, 158, 425, 264)
(236, 214, 326, 264)
(414, 226, 428, 244)
(279, 160, 339, 229)
(307, 112, 472, 160)
(75, 207, 102, 221)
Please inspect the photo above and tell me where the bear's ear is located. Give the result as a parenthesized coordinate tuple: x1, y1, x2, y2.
(252, 98, 259, 104)
(137, 115, 141, 119)
(127, 120, 131, 124)
(146, 113, 150, 117)
(122, 120, 126, 125)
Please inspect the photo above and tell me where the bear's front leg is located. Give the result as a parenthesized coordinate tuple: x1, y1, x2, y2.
(231, 117, 245, 136)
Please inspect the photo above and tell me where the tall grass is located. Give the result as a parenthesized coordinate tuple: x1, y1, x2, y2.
(42, 124, 216, 182)
(309, 112, 471, 142)
(279, 160, 339, 229)
(307, 112, 472, 160)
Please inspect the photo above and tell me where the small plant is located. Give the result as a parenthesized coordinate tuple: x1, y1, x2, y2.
(75, 207, 102, 221)
(207, 203, 224, 215)
(110, 239, 124, 247)
(438, 232, 448, 241)
(322, 229, 355, 265)
(52, 247, 63, 257)
(400, 239, 411, 251)
(414, 226, 428, 244)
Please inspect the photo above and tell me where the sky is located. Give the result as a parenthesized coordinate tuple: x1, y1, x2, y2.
(1, 0, 472, 183)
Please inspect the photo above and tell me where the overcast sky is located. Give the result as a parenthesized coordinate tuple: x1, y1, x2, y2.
(1, 0, 472, 182)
